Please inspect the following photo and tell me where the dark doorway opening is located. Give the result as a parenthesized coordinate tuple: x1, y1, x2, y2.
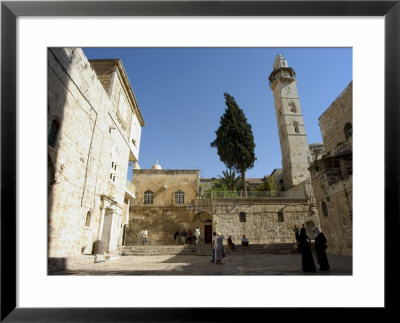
(204, 225, 212, 243)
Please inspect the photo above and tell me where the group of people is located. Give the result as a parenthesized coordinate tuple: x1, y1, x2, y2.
(294, 225, 330, 272)
(226, 234, 249, 252)
(174, 227, 201, 246)
(211, 233, 250, 264)
(145, 225, 329, 273)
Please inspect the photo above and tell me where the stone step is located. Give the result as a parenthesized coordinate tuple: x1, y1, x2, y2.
(119, 245, 198, 256)
(118, 244, 300, 256)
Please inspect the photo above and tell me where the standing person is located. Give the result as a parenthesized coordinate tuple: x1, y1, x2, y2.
(227, 235, 235, 252)
(210, 232, 217, 262)
(241, 235, 249, 247)
(174, 230, 179, 245)
(215, 232, 225, 265)
(187, 229, 193, 245)
(313, 226, 330, 271)
(296, 227, 316, 272)
(181, 229, 187, 245)
(195, 227, 201, 246)
(142, 227, 148, 246)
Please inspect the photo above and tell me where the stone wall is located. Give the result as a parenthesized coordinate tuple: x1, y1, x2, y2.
(309, 152, 353, 255)
(309, 81, 353, 255)
(127, 196, 320, 246)
(127, 206, 196, 245)
(48, 48, 143, 259)
(201, 198, 320, 245)
(132, 170, 200, 207)
(319, 82, 353, 155)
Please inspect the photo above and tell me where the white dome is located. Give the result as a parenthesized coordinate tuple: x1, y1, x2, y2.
(151, 160, 162, 170)
(273, 53, 288, 70)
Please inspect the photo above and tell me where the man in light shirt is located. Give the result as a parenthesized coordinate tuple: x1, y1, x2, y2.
(195, 227, 201, 246)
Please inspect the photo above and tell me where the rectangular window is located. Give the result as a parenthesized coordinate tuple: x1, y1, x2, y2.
(239, 212, 246, 222)
(175, 190, 184, 204)
(277, 212, 284, 222)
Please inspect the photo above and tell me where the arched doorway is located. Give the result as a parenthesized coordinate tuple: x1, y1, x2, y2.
(194, 211, 213, 243)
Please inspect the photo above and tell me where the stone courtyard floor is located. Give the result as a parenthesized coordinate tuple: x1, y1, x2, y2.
(52, 253, 352, 275)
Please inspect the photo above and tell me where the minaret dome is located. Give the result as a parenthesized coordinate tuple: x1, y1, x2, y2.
(273, 53, 289, 70)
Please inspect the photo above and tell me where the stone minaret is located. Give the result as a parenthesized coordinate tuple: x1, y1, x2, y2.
(268, 54, 311, 190)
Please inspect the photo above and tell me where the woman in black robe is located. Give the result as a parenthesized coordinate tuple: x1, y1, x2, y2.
(313, 226, 330, 271)
(296, 227, 316, 272)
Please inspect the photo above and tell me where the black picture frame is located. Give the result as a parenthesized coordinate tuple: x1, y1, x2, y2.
(1, 0, 399, 321)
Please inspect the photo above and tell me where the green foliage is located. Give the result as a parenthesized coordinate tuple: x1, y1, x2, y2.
(218, 169, 242, 191)
(210, 93, 256, 191)
(257, 176, 276, 192)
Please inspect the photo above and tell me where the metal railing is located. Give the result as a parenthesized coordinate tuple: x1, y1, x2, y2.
(201, 190, 306, 199)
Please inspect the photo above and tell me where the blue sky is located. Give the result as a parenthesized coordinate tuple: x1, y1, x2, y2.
(82, 48, 352, 179)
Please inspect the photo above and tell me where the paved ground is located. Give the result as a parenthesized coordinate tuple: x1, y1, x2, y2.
(52, 253, 352, 276)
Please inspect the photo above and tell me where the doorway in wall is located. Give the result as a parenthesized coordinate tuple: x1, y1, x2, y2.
(204, 225, 212, 243)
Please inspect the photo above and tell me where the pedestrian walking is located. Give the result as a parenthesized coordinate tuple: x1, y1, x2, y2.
(142, 227, 148, 246)
(210, 232, 217, 262)
(215, 232, 225, 265)
(313, 226, 330, 271)
(296, 227, 316, 272)
(195, 227, 201, 246)
(181, 229, 187, 245)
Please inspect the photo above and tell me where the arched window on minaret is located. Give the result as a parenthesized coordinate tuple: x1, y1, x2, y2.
(293, 121, 300, 134)
(288, 102, 297, 113)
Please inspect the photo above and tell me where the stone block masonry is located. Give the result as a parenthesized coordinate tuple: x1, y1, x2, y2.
(48, 48, 144, 262)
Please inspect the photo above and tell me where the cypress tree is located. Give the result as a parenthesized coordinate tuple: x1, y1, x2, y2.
(210, 92, 256, 194)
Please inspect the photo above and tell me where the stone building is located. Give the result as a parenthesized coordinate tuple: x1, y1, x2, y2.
(309, 82, 353, 255)
(48, 48, 144, 270)
(128, 163, 319, 246)
(126, 162, 201, 245)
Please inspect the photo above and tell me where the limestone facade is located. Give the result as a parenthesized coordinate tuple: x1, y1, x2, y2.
(127, 169, 200, 244)
(48, 48, 144, 262)
(309, 82, 353, 255)
(127, 168, 320, 246)
(194, 197, 320, 245)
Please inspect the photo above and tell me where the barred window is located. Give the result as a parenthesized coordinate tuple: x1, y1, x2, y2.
(175, 190, 185, 204)
(277, 211, 284, 222)
(48, 120, 60, 148)
(144, 191, 154, 204)
(239, 212, 246, 222)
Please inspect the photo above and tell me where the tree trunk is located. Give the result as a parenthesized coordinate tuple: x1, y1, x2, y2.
(241, 169, 247, 197)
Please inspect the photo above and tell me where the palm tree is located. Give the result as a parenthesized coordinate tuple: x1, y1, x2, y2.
(218, 169, 242, 191)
